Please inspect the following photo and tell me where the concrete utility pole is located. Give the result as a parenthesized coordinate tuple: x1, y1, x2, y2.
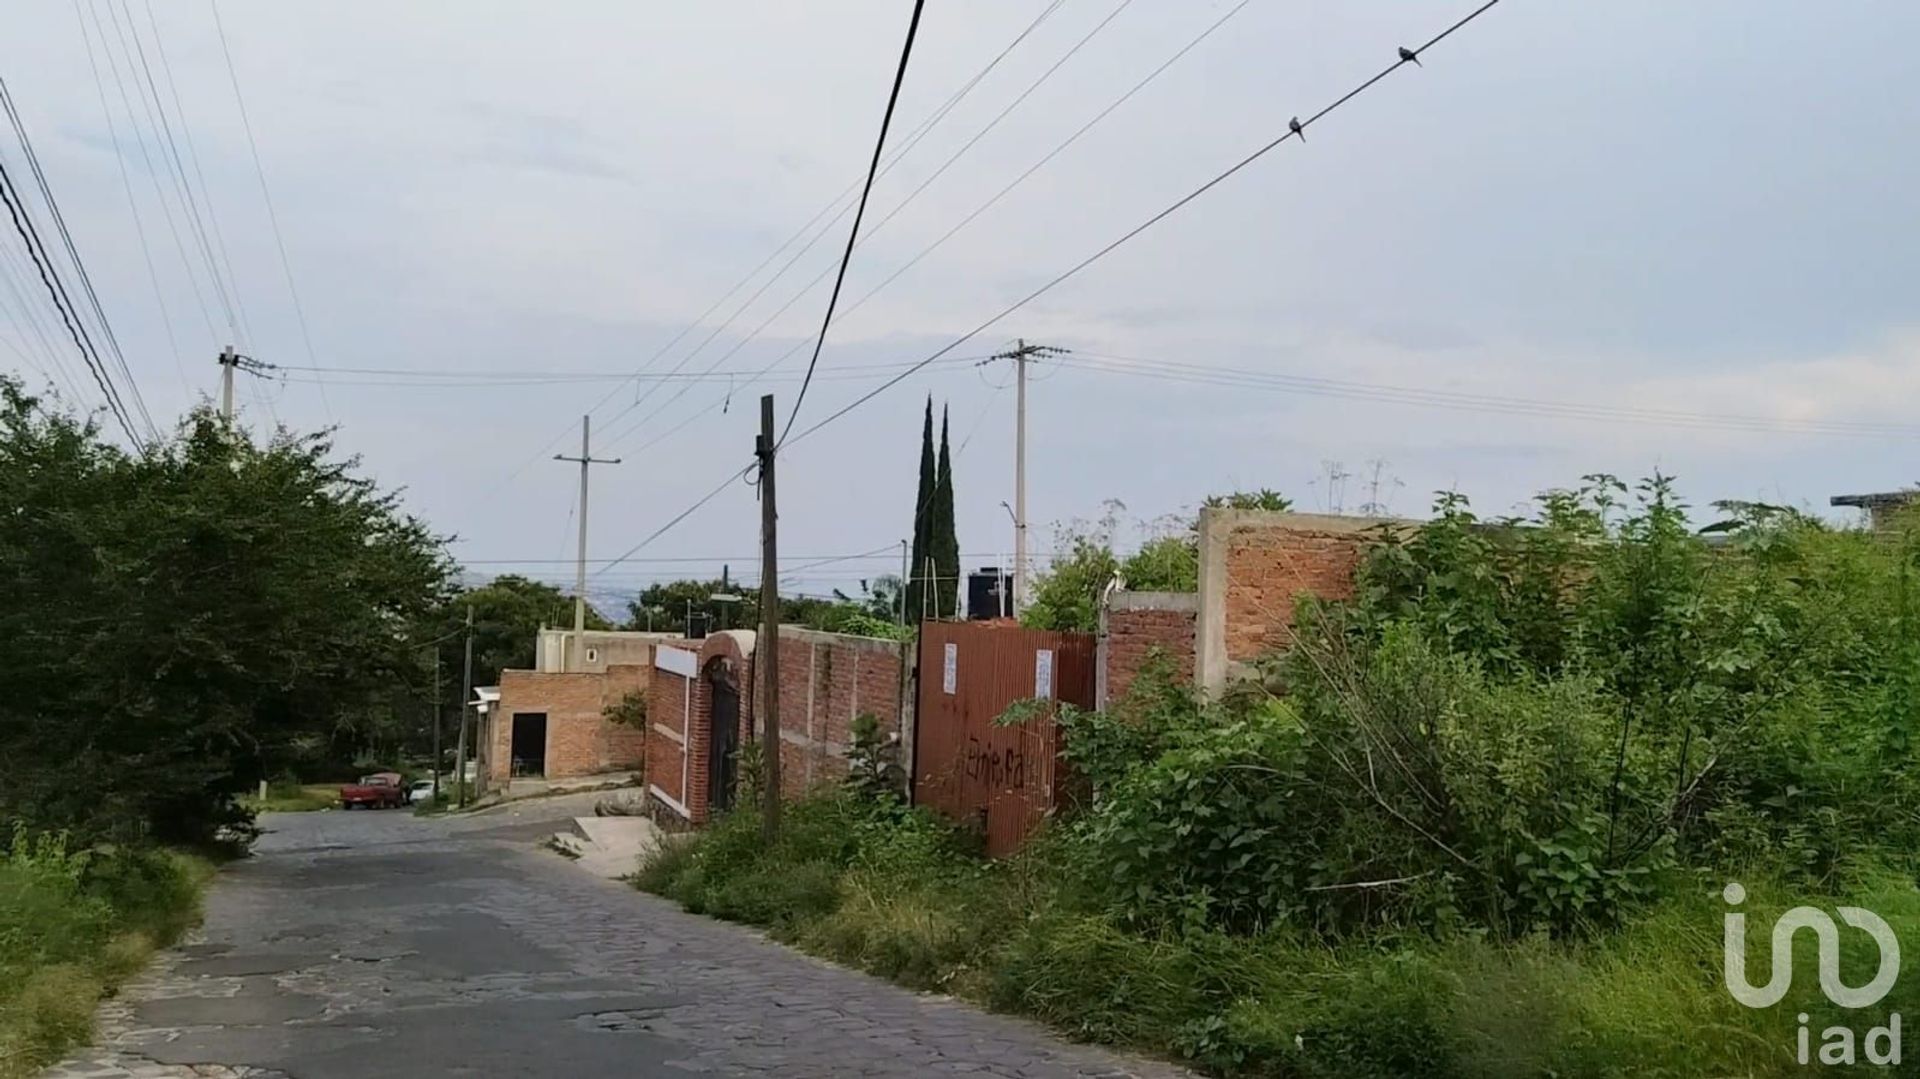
(553, 415, 620, 671)
(755, 394, 783, 841)
(988, 340, 1069, 613)
(430, 648, 442, 805)
(216, 347, 274, 421)
(455, 604, 474, 806)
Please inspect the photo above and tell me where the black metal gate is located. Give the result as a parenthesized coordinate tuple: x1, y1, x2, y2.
(708, 667, 739, 812)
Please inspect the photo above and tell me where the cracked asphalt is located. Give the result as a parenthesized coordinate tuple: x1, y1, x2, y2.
(43, 801, 1191, 1078)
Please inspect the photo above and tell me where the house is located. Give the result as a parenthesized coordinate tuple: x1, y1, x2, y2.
(477, 629, 681, 795)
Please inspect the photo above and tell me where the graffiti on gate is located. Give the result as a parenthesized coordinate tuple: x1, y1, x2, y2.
(965, 736, 1028, 790)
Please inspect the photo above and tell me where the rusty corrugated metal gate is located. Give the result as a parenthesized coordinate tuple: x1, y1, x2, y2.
(911, 621, 1095, 856)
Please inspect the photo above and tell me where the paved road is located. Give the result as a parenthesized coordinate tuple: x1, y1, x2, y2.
(45, 802, 1189, 1079)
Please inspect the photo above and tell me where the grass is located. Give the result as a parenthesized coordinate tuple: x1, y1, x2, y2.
(636, 791, 1920, 1078)
(0, 836, 214, 1078)
(239, 782, 338, 814)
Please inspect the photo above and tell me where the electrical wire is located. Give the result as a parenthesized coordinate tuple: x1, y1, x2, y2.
(779, 0, 928, 445)
(82, 0, 218, 342)
(72, 0, 187, 393)
(491, 1, 1070, 492)
(786, 0, 1506, 451)
(210, 0, 332, 419)
(136, 0, 252, 348)
(0, 75, 153, 437)
(103, 0, 238, 341)
(595, 0, 1504, 574)
(603, 0, 1249, 456)
(1058, 352, 1920, 440)
(0, 156, 141, 445)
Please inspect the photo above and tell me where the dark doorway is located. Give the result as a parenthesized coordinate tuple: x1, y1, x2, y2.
(708, 667, 739, 812)
(510, 713, 547, 777)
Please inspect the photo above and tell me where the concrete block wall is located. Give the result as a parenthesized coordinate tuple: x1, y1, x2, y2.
(1101, 591, 1198, 705)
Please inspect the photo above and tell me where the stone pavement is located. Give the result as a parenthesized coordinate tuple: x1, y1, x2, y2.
(43, 804, 1193, 1078)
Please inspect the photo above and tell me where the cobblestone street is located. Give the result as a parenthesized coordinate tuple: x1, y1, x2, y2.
(43, 804, 1190, 1079)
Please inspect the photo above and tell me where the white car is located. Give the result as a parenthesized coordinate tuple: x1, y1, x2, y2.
(406, 779, 438, 805)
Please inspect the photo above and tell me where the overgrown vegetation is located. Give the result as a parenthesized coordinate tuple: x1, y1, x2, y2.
(643, 476, 1920, 1076)
(1024, 492, 1291, 631)
(0, 830, 212, 1077)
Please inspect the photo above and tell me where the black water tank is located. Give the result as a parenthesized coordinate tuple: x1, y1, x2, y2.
(966, 567, 1010, 620)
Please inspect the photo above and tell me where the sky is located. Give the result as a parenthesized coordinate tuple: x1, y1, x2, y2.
(3, 0, 1918, 613)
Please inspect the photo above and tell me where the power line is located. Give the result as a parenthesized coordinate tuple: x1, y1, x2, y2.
(786, 0, 1507, 451)
(491, 1, 1069, 492)
(0, 156, 141, 445)
(607, 0, 1247, 457)
(103, 0, 238, 341)
(0, 74, 153, 437)
(135, 0, 252, 347)
(265, 353, 987, 387)
(72, 0, 187, 394)
(1058, 351, 1920, 440)
(617, 0, 1137, 454)
(82, 0, 218, 342)
(583, 0, 1512, 576)
(209, 0, 331, 418)
(780, 0, 927, 445)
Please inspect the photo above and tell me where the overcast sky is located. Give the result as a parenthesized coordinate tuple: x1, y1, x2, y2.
(4, 1, 1918, 609)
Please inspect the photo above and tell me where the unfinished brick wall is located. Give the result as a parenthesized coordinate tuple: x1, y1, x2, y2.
(763, 627, 906, 796)
(1197, 509, 1409, 692)
(647, 650, 692, 812)
(1101, 591, 1198, 705)
(489, 661, 651, 787)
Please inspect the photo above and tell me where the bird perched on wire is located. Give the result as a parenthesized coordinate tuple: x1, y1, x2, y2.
(1289, 116, 1304, 140)
(1399, 46, 1421, 66)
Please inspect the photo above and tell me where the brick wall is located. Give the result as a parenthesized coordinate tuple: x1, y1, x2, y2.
(1196, 509, 1410, 692)
(645, 627, 906, 824)
(762, 627, 906, 797)
(647, 648, 693, 813)
(1101, 591, 1198, 705)
(645, 633, 754, 825)
(490, 660, 652, 787)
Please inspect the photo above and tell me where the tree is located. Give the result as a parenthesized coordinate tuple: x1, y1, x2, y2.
(625, 577, 755, 636)
(932, 405, 960, 618)
(0, 379, 456, 844)
(429, 575, 611, 694)
(906, 397, 936, 625)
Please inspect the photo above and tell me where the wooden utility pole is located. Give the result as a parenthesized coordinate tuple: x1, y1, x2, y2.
(756, 394, 783, 840)
(553, 415, 621, 671)
(455, 604, 474, 806)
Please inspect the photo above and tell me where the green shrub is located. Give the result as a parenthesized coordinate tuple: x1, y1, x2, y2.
(0, 833, 210, 1078)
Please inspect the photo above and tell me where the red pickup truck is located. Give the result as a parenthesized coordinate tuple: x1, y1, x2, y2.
(339, 772, 406, 810)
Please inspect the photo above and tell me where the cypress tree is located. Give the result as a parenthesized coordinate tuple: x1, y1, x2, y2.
(933, 406, 960, 619)
(906, 397, 935, 625)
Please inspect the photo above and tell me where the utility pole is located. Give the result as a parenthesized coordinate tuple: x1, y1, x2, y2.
(553, 415, 621, 671)
(455, 604, 474, 806)
(215, 347, 274, 421)
(755, 394, 783, 841)
(430, 648, 442, 805)
(987, 340, 1068, 613)
(896, 539, 909, 630)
